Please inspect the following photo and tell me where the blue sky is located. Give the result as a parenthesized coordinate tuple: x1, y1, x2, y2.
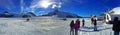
(0, 0, 120, 17)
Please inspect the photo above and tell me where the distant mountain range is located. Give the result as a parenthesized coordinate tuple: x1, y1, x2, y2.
(0, 11, 36, 18)
(0, 10, 82, 18)
(42, 9, 82, 18)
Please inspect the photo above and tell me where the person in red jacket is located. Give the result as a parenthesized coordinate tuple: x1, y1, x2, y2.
(74, 19, 80, 35)
(76, 19, 80, 28)
(91, 15, 94, 24)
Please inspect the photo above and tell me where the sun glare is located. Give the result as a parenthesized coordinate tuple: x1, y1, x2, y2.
(39, 1, 52, 8)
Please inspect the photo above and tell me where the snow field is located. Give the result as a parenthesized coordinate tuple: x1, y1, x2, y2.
(0, 17, 116, 35)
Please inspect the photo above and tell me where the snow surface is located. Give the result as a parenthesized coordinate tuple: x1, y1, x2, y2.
(0, 17, 117, 35)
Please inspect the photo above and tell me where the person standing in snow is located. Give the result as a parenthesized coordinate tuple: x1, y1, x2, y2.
(112, 17, 120, 35)
(76, 19, 80, 28)
(74, 19, 80, 35)
(26, 17, 30, 22)
(94, 16, 97, 31)
(70, 20, 74, 35)
(82, 19, 85, 27)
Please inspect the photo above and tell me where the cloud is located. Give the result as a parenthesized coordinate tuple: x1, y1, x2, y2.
(38, 1, 53, 8)
(52, 4, 57, 9)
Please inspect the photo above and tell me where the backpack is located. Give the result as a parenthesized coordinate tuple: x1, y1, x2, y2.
(91, 16, 94, 20)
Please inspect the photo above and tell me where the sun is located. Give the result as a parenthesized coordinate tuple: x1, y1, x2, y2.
(39, 1, 52, 8)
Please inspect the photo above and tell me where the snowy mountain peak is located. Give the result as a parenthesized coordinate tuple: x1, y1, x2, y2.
(42, 10, 82, 18)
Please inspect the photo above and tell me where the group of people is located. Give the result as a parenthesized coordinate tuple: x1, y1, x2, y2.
(90, 15, 98, 31)
(69, 15, 98, 35)
(91, 15, 120, 35)
(70, 19, 85, 35)
(69, 15, 120, 35)
(91, 16, 120, 35)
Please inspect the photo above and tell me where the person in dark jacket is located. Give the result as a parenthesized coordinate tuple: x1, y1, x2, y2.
(26, 18, 30, 21)
(112, 17, 120, 35)
(82, 19, 85, 27)
(70, 20, 74, 35)
(94, 16, 97, 31)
